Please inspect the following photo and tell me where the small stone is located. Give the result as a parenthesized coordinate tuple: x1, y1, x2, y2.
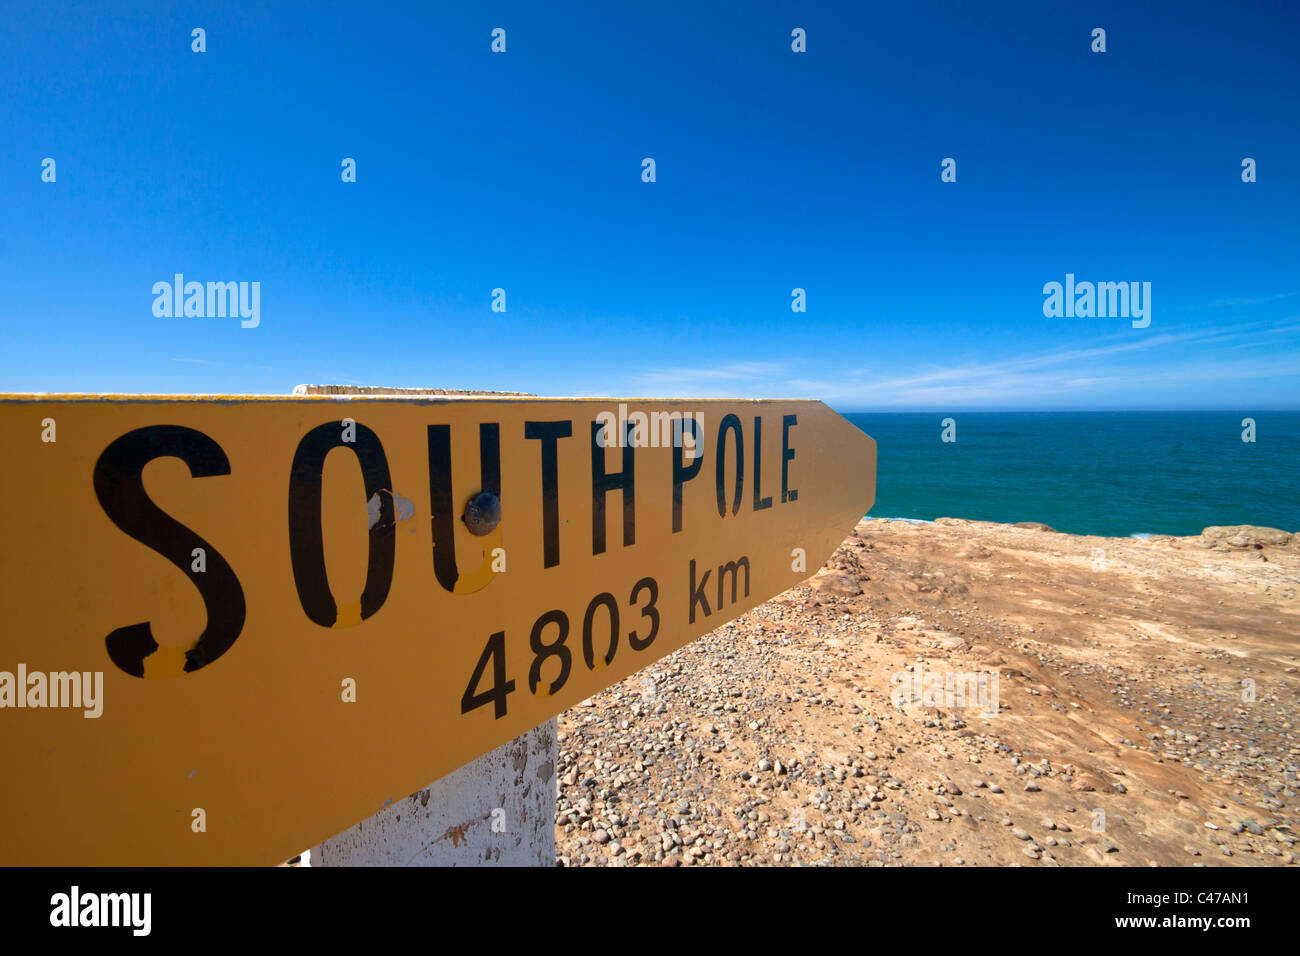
(1011, 827, 1032, 841)
(592, 829, 610, 844)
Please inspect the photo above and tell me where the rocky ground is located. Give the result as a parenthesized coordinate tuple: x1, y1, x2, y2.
(553, 518, 1300, 866)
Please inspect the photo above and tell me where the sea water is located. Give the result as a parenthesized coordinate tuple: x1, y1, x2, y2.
(844, 411, 1299, 538)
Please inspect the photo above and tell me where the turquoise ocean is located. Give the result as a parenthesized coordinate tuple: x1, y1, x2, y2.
(843, 412, 1299, 538)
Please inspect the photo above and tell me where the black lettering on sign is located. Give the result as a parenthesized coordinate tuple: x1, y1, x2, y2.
(581, 592, 619, 669)
(752, 416, 773, 511)
(92, 425, 246, 677)
(689, 558, 711, 623)
(288, 421, 395, 627)
(524, 420, 572, 568)
(461, 574, 663, 722)
(717, 556, 751, 606)
(461, 630, 515, 719)
(590, 421, 634, 556)
(781, 414, 799, 503)
(672, 418, 703, 533)
(627, 576, 660, 651)
(715, 414, 744, 517)
(528, 609, 571, 695)
(688, 554, 750, 624)
(429, 423, 501, 592)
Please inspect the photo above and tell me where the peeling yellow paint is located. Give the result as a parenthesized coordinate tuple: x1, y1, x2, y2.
(142, 646, 191, 680)
(451, 527, 503, 595)
(334, 601, 363, 628)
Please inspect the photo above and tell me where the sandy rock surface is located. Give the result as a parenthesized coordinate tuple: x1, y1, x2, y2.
(554, 518, 1300, 866)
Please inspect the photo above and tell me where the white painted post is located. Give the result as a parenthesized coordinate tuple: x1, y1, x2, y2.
(310, 719, 556, 866)
(296, 385, 556, 868)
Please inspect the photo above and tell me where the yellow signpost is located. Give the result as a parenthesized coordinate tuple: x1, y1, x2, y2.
(0, 394, 875, 864)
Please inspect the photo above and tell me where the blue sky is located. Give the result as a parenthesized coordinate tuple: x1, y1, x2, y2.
(3, 0, 1297, 410)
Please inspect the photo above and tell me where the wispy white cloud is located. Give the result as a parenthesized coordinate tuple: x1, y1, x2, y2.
(816, 322, 1300, 405)
(1191, 292, 1298, 309)
(596, 315, 1300, 406)
(630, 361, 787, 386)
(590, 361, 798, 397)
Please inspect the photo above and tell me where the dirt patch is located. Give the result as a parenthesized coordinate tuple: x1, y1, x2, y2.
(555, 518, 1300, 866)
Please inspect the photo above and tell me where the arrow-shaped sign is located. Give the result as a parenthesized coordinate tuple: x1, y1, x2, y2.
(0, 394, 875, 864)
